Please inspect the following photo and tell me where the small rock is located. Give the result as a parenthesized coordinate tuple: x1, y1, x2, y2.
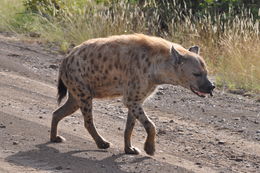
(234, 158, 243, 162)
(55, 166, 63, 170)
(218, 118, 225, 122)
(218, 141, 226, 145)
(256, 130, 260, 134)
(169, 120, 174, 123)
(29, 32, 40, 38)
(39, 116, 43, 119)
(13, 141, 18, 145)
(156, 91, 164, 95)
(0, 124, 6, 128)
(158, 129, 166, 135)
(233, 117, 240, 121)
(49, 64, 58, 69)
(195, 162, 201, 165)
(118, 127, 121, 130)
(237, 129, 244, 133)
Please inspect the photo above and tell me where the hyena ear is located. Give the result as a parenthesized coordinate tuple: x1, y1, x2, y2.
(188, 46, 200, 54)
(170, 46, 182, 65)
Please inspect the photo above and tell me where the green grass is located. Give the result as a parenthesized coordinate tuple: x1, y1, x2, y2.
(0, 0, 259, 93)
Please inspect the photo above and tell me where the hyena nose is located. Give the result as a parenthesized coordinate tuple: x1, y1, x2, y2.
(206, 83, 215, 91)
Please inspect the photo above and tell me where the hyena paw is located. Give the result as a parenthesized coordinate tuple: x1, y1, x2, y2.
(144, 141, 155, 156)
(50, 136, 66, 143)
(125, 147, 140, 155)
(97, 141, 110, 149)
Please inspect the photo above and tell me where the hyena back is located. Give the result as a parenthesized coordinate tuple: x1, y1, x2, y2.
(51, 34, 215, 155)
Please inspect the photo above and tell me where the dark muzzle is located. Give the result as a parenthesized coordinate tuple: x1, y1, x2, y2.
(199, 82, 215, 96)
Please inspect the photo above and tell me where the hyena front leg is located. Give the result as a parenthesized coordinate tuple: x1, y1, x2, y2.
(124, 112, 140, 154)
(125, 103, 156, 155)
(80, 96, 110, 149)
(51, 93, 79, 142)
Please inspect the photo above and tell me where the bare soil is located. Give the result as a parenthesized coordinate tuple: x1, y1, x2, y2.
(0, 33, 259, 173)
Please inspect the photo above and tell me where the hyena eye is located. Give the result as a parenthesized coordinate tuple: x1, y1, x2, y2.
(193, 73, 202, 77)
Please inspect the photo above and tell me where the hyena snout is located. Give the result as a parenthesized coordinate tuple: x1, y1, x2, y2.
(199, 80, 215, 96)
(191, 78, 215, 97)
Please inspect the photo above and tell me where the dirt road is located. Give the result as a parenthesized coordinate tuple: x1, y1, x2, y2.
(0, 34, 259, 173)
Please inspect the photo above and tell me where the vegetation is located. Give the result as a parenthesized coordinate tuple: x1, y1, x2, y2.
(0, 0, 259, 92)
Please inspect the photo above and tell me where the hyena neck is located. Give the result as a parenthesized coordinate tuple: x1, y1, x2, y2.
(149, 63, 179, 86)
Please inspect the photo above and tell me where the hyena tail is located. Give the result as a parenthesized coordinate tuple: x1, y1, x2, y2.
(57, 74, 67, 105)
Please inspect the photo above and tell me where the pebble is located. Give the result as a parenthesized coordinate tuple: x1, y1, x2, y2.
(12, 141, 18, 145)
(218, 118, 225, 122)
(55, 166, 63, 170)
(218, 141, 226, 145)
(256, 130, 260, 133)
(195, 162, 202, 165)
(156, 91, 164, 95)
(158, 129, 166, 135)
(49, 64, 58, 69)
(233, 117, 240, 121)
(237, 129, 244, 133)
(0, 124, 6, 128)
(169, 120, 174, 123)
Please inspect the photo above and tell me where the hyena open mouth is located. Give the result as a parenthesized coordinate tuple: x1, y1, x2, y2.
(190, 86, 213, 97)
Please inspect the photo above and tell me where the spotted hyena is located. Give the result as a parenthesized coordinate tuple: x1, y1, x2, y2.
(50, 34, 215, 155)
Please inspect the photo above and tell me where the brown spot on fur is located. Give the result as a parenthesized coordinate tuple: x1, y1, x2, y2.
(143, 68, 147, 73)
(70, 57, 75, 64)
(98, 53, 102, 59)
(94, 65, 99, 71)
(114, 62, 119, 69)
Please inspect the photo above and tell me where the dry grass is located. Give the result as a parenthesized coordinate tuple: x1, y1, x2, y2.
(0, 0, 259, 92)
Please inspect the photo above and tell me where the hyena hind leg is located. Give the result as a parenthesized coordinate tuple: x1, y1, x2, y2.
(79, 96, 110, 149)
(50, 93, 79, 143)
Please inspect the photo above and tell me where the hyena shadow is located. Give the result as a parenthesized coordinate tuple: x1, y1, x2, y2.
(5, 142, 150, 173)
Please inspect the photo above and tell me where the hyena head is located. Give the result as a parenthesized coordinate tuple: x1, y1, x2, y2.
(160, 45, 215, 97)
